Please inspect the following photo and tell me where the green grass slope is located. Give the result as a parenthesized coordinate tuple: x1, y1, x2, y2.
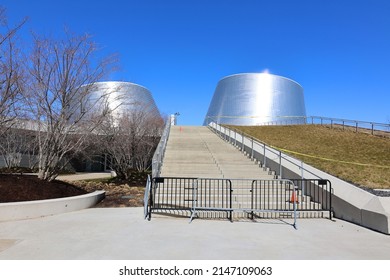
(230, 125, 390, 189)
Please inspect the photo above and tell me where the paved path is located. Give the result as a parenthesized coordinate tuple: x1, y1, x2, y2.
(57, 172, 114, 182)
(0, 207, 389, 260)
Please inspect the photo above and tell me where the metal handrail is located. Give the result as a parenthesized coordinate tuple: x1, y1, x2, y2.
(207, 120, 321, 179)
(145, 116, 171, 219)
(151, 116, 172, 178)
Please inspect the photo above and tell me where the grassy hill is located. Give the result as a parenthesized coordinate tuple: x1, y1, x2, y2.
(229, 125, 390, 189)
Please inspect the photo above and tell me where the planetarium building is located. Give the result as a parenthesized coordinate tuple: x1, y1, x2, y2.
(85, 81, 161, 121)
(204, 73, 306, 126)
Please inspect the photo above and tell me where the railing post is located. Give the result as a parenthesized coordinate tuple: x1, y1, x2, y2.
(263, 143, 266, 167)
(371, 123, 374, 135)
(251, 138, 254, 160)
(279, 150, 282, 178)
(293, 183, 297, 230)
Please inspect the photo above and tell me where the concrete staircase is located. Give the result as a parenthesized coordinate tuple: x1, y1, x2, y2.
(157, 126, 329, 219)
(161, 126, 274, 179)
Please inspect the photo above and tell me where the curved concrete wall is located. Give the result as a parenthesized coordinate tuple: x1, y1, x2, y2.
(0, 190, 105, 222)
(204, 73, 306, 126)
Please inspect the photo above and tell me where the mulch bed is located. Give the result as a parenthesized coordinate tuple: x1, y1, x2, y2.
(0, 174, 87, 203)
(0, 174, 145, 207)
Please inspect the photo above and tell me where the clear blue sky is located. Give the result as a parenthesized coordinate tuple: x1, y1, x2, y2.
(3, 0, 390, 125)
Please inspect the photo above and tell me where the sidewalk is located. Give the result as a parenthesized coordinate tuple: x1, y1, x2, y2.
(57, 172, 114, 182)
(0, 207, 389, 260)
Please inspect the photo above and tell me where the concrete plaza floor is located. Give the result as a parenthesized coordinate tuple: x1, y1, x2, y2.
(0, 207, 390, 260)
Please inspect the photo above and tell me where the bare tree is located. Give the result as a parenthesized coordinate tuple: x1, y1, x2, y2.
(0, 7, 27, 130)
(99, 105, 163, 180)
(24, 30, 117, 181)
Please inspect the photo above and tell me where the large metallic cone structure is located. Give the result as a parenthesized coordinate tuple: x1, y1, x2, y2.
(85, 81, 161, 119)
(204, 73, 306, 125)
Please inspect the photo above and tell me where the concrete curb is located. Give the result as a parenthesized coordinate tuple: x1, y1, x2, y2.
(0, 190, 105, 222)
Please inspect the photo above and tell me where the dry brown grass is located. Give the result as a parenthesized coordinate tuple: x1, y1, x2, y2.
(230, 125, 390, 189)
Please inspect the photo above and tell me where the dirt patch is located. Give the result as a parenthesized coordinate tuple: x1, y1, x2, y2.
(72, 180, 145, 207)
(0, 174, 145, 207)
(0, 174, 87, 203)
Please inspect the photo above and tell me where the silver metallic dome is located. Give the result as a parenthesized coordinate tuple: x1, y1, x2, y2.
(204, 73, 306, 125)
(85, 81, 161, 120)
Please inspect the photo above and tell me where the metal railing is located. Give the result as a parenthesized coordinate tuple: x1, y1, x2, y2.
(151, 116, 172, 178)
(308, 116, 390, 136)
(208, 121, 322, 179)
(144, 175, 152, 219)
(204, 115, 390, 136)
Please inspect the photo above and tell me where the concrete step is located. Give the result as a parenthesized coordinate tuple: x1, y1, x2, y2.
(161, 126, 273, 179)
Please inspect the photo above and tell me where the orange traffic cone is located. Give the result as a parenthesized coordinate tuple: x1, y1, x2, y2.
(290, 190, 299, 204)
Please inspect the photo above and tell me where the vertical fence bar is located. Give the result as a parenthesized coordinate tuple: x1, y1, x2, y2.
(228, 180, 233, 222)
(250, 180, 254, 219)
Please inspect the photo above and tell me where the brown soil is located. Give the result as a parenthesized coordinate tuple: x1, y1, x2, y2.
(0, 174, 145, 207)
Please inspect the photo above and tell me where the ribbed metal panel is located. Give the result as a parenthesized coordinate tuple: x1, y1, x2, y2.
(204, 73, 306, 126)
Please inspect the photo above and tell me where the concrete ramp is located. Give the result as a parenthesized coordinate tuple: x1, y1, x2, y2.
(160, 126, 274, 179)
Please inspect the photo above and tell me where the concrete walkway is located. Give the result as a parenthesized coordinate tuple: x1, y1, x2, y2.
(57, 172, 114, 182)
(0, 207, 389, 260)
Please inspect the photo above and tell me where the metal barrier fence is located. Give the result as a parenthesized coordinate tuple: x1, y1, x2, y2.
(145, 177, 332, 228)
(149, 177, 233, 221)
(290, 179, 332, 219)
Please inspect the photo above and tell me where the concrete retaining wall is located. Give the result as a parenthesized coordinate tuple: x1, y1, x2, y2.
(0, 191, 105, 222)
(209, 123, 390, 235)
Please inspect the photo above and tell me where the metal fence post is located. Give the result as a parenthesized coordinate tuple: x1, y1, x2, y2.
(251, 138, 254, 160)
(279, 150, 282, 178)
